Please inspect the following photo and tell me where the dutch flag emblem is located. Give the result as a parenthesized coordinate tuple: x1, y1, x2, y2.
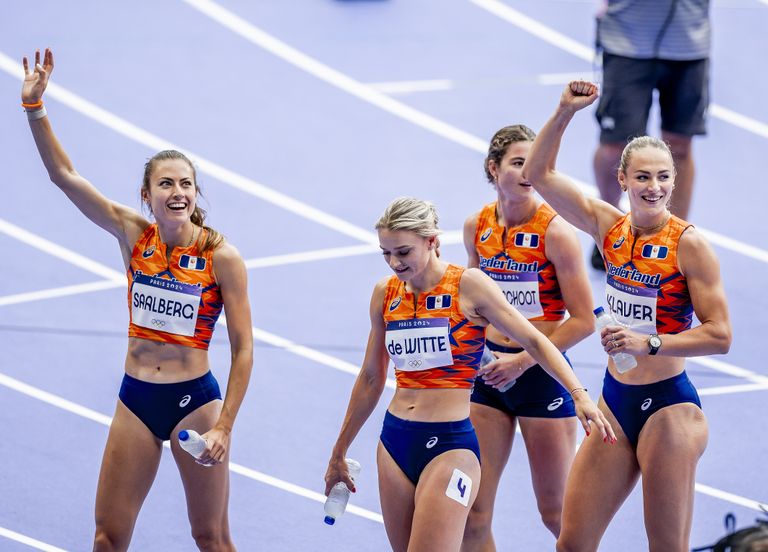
(641, 244, 669, 259)
(514, 233, 540, 248)
(179, 254, 206, 271)
(426, 294, 452, 310)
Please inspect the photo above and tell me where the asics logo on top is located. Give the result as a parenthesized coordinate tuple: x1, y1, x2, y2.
(641, 398, 653, 411)
(389, 296, 402, 312)
(480, 228, 492, 242)
(547, 397, 564, 411)
(142, 246, 156, 258)
(426, 436, 438, 449)
(179, 395, 192, 408)
(612, 236, 625, 249)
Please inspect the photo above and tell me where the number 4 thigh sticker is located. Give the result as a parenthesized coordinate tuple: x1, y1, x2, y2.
(445, 468, 472, 507)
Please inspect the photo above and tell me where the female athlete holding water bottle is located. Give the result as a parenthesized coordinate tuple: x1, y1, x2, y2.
(523, 80, 731, 552)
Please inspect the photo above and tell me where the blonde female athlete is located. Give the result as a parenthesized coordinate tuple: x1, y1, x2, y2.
(523, 80, 731, 552)
(324, 197, 613, 552)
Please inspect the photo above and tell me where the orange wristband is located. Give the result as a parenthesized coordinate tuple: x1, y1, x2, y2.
(22, 100, 43, 110)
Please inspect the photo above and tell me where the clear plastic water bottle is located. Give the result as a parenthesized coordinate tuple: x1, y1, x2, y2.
(178, 429, 212, 467)
(480, 346, 516, 392)
(594, 307, 637, 373)
(324, 459, 361, 525)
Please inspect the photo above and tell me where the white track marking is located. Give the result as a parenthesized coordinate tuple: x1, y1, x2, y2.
(0, 526, 67, 552)
(0, 280, 123, 307)
(367, 79, 454, 94)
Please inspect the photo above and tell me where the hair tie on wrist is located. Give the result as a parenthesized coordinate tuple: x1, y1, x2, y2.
(22, 100, 43, 110)
(570, 387, 588, 396)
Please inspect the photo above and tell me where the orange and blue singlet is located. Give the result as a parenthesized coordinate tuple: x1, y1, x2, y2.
(127, 224, 223, 350)
(473, 202, 565, 321)
(602, 214, 693, 335)
(382, 264, 485, 389)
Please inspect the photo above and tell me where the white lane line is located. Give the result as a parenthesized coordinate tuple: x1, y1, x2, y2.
(181, 0, 487, 152)
(0, 371, 384, 524)
(2, 369, 764, 514)
(0, 280, 123, 307)
(244, 243, 379, 269)
(0, 527, 67, 552)
(691, 356, 768, 385)
(179, 0, 768, 266)
(367, 79, 455, 94)
(699, 382, 768, 396)
(468, 0, 768, 139)
(0, 53, 376, 246)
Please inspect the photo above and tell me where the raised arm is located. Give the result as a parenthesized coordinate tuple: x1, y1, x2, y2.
(196, 243, 254, 466)
(460, 268, 614, 441)
(462, 212, 481, 268)
(324, 279, 391, 494)
(522, 81, 622, 243)
(22, 49, 147, 255)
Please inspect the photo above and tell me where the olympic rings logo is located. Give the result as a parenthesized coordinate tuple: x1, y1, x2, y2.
(151, 319, 166, 327)
(408, 359, 422, 368)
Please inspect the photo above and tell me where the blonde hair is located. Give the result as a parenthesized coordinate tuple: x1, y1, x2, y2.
(375, 197, 441, 238)
(619, 136, 675, 175)
(141, 150, 224, 253)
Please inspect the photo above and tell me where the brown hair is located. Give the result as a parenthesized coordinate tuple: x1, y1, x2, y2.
(484, 124, 537, 183)
(141, 150, 224, 253)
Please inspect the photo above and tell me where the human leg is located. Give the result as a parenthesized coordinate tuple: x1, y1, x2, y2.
(410, 449, 482, 552)
(171, 399, 235, 552)
(556, 398, 640, 552)
(377, 442, 416, 552)
(637, 403, 708, 552)
(93, 400, 163, 552)
(519, 416, 577, 537)
(462, 403, 516, 551)
(662, 131, 694, 219)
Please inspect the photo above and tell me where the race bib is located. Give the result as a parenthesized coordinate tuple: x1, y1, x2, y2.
(487, 270, 543, 319)
(605, 276, 657, 334)
(131, 274, 202, 336)
(385, 318, 453, 372)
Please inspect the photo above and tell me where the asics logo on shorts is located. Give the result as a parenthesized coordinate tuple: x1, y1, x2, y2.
(547, 397, 564, 411)
(426, 436, 438, 449)
(409, 359, 423, 368)
(151, 319, 166, 327)
(641, 398, 653, 411)
(179, 395, 192, 408)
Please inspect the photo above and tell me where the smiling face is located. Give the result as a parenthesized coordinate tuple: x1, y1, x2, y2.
(378, 228, 435, 281)
(488, 140, 533, 199)
(142, 158, 198, 223)
(619, 145, 675, 217)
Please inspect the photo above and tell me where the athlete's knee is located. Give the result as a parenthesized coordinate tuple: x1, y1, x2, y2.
(648, 534, 688, 552)
(463, 506, 493, 545)
(93, 525, 130, 552)
(191, 526, 233, 552)
(556, 537, 591, 552)
(538, 504, 563, 537)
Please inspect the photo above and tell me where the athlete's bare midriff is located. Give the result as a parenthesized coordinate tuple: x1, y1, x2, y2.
(388, 388, 472, 422)
(125, 336, 210, 382)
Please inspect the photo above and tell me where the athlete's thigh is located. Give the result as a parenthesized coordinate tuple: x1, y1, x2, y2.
(558, 398, 640, 551)
(519, 416, 577, 505)
(95, 400, 163, 532)
(410, 449, 481, 552)
(469, 402, 516, 514)
(637, 403, 707, 550)
(377, 441, 416, 552)
(171, 399, 231, 530)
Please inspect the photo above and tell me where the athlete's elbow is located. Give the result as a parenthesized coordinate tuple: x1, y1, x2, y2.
(716, 326, 732, 354)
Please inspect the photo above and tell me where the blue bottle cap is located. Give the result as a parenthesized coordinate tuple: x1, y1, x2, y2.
(593, 306, 604, 315)
(178, 430, 190, 441)
(324, 516, 336, 525)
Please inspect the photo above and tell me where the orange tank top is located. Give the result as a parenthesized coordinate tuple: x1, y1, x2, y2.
(127, 224, 223, 350)
(382, 264, 486, 389)
(474, 202, 565, 321)
(602, 214, 693, 335)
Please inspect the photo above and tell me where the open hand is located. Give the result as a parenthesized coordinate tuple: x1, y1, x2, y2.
(22, 48, 54, 104)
